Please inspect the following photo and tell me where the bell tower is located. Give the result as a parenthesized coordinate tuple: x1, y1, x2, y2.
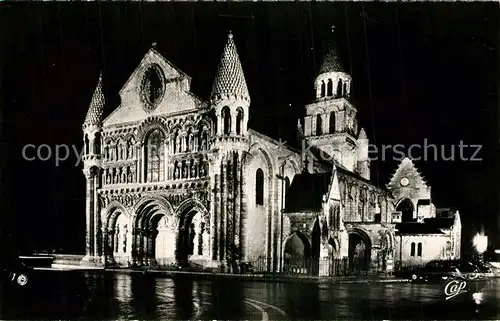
(302, 26, 368, 179)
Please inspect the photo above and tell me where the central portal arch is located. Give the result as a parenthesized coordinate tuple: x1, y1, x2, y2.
(348, 228, 372, 274)
(133, 197, 176, 267)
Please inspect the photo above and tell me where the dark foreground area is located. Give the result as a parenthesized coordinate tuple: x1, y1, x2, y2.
(1, 270, 500, 320)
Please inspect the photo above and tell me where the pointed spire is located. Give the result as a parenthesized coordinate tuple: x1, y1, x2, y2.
(297, 119, 304, 137)
(211, 31, 250, 102)
(358, 128, 367, 140)
(319, 25, 345, 74)
(401, 157, 413, 166)
(84, 72, 105, 127)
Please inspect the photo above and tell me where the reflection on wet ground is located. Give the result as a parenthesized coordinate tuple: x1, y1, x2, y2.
(1, 270, 499, 320)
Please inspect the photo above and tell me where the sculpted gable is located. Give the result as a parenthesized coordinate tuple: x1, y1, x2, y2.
(104, 48, 208, 127)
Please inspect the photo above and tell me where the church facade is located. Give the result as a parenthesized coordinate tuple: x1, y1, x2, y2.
(80, 31, 461, 274)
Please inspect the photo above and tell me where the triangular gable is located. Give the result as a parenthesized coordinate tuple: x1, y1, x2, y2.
(327, 164, 341, 201)
(118, 48, 189, 95)
(386, 157, 429, 189)
(454, 210, 462, 230)
(103, 47, 207, 127)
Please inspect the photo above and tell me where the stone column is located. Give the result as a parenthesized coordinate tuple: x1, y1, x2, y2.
(135, 146, 141, 183)
(231, 111, 237, 135)
(137, 229, 144, 266)
(146, 229, 154, 266)
(140, 145, 146, 183)
(268, 173, 275, 272)
(85, 176, 93, 257)
(93, 175, 101, 259)
(131, 228, 138, 266)
(370, 247, 379, 274)
(243, 113, 248, 134)
(226, 154, 234, 263)
(217, 112, 222, 136)
(126, 223, 134, 264)
(195, 224, 203, 256)
(101, 227, 108, 265)
(220, 156, 227, 262)
(234, 153, 241, 258)
(240, 152, 249, 261)
(211, 173, 219, 260)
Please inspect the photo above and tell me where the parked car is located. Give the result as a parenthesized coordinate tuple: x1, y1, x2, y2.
(1, 258, 31, 288)
(410, 260, 480, 282)
(474, 261, 495, 277)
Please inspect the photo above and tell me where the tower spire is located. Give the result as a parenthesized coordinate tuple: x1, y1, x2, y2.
(210, 31, 250, 103)
(83, 72, 105, 127)
(319, 24, 345, 74)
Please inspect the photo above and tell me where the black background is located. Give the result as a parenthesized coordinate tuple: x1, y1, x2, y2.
(0, 3, 498, 258)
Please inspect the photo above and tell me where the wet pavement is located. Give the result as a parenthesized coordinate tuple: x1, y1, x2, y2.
(1, 270, 500, 320)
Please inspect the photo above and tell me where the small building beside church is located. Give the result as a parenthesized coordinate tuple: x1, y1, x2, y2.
(388, 158, 462, 269)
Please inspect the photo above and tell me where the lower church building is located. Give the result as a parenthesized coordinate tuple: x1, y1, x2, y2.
(80, 31, 461, 274)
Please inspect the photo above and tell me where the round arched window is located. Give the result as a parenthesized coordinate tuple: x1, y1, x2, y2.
(141, 64, 165, 111)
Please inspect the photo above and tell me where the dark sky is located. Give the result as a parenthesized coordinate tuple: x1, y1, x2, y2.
(0, 3, 498, 255)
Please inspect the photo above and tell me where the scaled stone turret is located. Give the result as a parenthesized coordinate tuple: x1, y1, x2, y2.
(211, 31, 250, 138)
(81, 72, 105, 265)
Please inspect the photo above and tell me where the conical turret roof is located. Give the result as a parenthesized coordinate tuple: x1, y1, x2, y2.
(84, 72, 105, 126)
(210, 31, 250, 102)
(319, 43, 345, 74)
(358, 128, 367, 139)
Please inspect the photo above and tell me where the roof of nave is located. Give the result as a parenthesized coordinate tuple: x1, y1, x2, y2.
(248, 129, 301, 156)
(210, 31, 250, 102)
(84, 72, 105, 126)
(284, 164, 389, 213)
(285, 171, 333, 213)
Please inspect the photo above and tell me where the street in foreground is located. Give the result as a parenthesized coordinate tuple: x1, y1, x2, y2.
(1, 270, 500, 320)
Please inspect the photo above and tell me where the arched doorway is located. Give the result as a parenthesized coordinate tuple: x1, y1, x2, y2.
(177, 204, 209, 267)
(283, 232, 311, 274)
(133, 197, 176, 267)
(149, 214, 176, 267)
(348, 229, 372, 274)
(103, 208, 131, 266)
(103, 203, 132, 266)
(397, 198, 414, 222)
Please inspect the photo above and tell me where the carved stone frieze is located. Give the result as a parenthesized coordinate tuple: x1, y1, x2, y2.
(102, 192, 142, 209)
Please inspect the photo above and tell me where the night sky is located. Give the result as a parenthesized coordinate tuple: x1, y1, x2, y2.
(0, 3, 498, 257)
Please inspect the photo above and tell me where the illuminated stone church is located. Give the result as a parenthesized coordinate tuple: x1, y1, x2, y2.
(80, 31, 461, 274)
